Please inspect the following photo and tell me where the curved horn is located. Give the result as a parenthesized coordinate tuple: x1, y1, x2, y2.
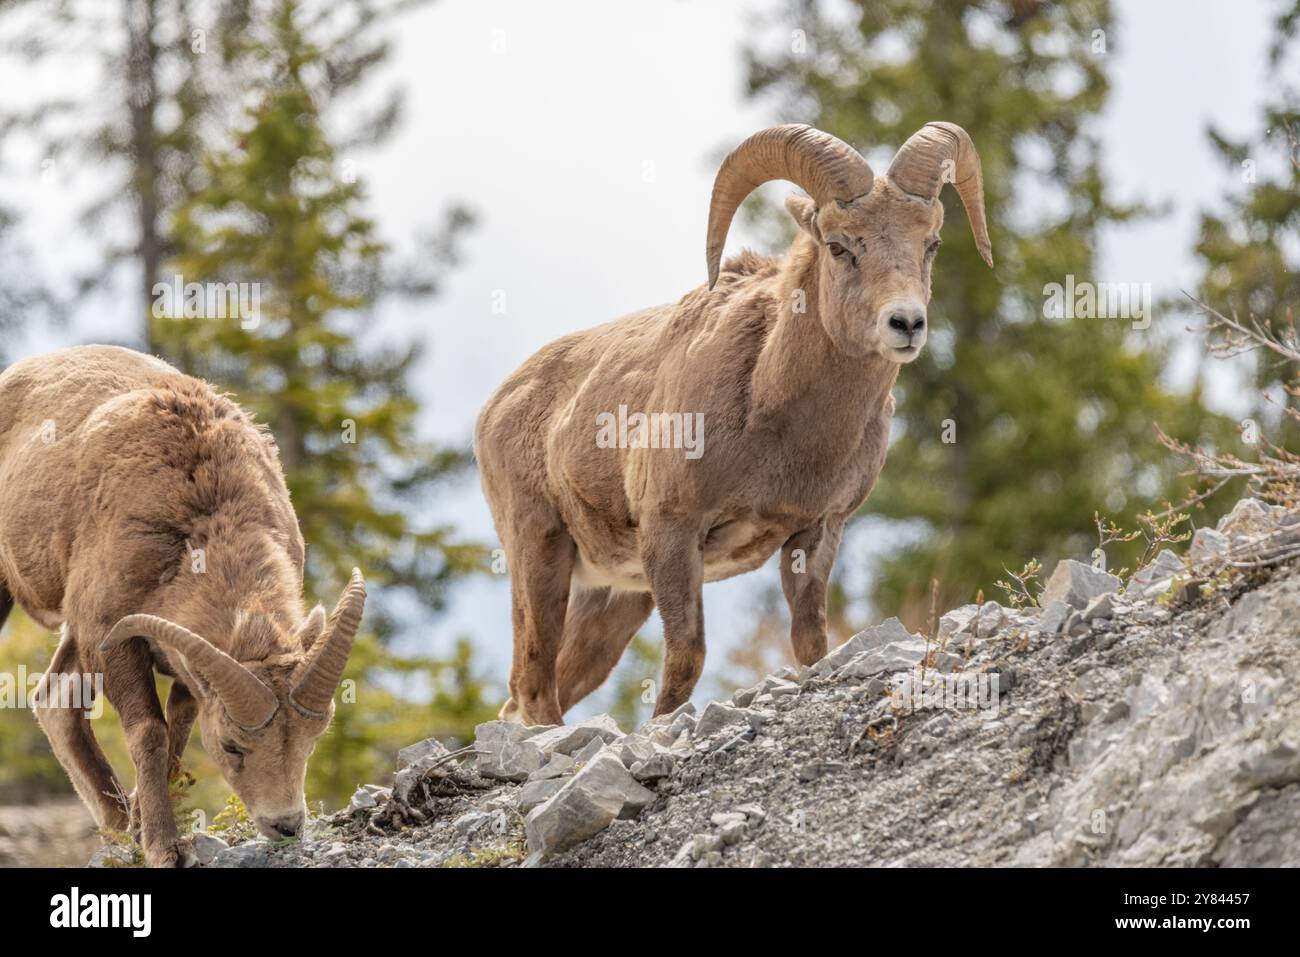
(887, 121, 993, 268)
(102, 615, 279, 731)
(706, 124, 875, 289)
(290, 568, 365, 718)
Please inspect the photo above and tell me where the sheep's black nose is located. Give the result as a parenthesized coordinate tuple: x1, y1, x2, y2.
(268, 815, 304, 838)
(889, 312, 926, 334)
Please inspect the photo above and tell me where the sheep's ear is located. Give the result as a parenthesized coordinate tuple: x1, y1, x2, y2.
(294, 605, 327, 652)
(784, 194, 819, 239)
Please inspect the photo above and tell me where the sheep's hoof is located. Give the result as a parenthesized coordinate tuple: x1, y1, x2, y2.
(507, 691, 563, 726)
(498, 696, 523, 723)
(146, 837, 198, 868)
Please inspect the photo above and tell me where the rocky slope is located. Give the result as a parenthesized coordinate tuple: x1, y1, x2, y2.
(2, 799, 99, 868)
(92, 497, 1300, 868)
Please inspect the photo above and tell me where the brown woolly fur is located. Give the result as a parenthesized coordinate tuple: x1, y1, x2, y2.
(0, 345, 365, 867)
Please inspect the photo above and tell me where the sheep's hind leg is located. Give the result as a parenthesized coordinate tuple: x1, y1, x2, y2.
(641, 516, 705, 716)
(32, 626, 132, 835)
(502, 510, 576, 726)
(556, 586, 655, 714)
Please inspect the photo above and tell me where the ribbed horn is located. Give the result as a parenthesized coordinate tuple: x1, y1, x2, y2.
(102, 614, 279, 731)
(706, 124, 875, 289)
(887, 121, 993, 268)
(289, 568, 365, 718)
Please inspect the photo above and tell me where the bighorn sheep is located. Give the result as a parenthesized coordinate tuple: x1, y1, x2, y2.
(476, 123, 992, 725)
(0, 345, 364, 866)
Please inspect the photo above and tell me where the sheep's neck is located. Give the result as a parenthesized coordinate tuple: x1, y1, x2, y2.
(162, 530, 303, 660)
(749, 254, 900, 449)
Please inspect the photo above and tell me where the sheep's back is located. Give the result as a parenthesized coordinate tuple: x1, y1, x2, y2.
(0, 345, 299, 606)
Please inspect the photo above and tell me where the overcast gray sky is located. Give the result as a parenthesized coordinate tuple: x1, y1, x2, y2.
(2, 0, 1280, 710)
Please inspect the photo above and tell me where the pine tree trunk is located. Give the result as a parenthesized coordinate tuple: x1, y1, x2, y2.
(125, 0, 161, 353)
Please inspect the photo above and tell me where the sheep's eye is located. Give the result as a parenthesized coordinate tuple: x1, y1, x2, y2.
(926, 239, 942, 256)
(827, 241, 847, 258)
(222, 741, 245, 758)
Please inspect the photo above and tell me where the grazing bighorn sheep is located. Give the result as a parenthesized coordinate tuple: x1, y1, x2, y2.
(477, 123, 992, 725)
(0, 345, 365, 866)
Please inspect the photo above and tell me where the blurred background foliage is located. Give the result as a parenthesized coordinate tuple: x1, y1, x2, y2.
(1190, 4, 1300, 446)
(0, 0, 496, 813)
(1, 0, 1298, 821)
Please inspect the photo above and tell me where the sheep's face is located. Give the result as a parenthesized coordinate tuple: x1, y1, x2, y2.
(787, 183, 945, 363)
(195, 655, 329, 841)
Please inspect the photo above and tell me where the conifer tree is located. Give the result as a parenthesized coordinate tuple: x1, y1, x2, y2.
(743, 0, 1236, 624)
(1189, 1, 1300, 442)
(152, 0, 487, 805)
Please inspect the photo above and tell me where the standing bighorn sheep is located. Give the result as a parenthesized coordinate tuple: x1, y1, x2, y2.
(0, 345, 364, 866)
(477, 123, 992, 725)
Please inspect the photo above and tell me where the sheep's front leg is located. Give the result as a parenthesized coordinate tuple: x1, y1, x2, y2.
(101, 636, 195, 868)
(164, 680, 198, 780)
(780, 516, 846, 666)
(641, 516, 705, 716)
(125, 681, 200, 845)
